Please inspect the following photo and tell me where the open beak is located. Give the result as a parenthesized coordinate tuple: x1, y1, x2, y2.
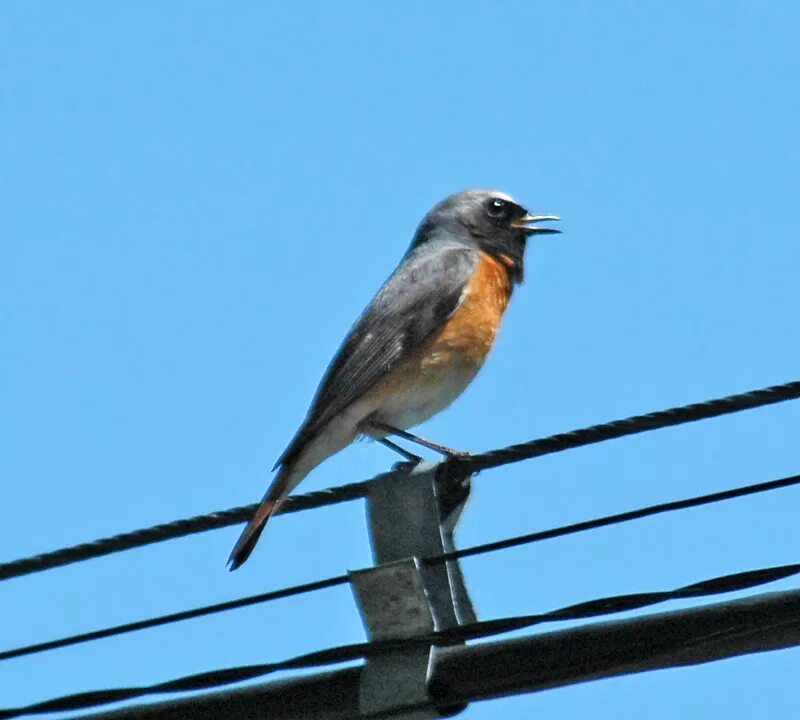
(512, 212, 561, 235)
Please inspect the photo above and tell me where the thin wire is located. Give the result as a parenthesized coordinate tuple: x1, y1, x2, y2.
(2, 561, 798, 719)
(430, 472, 800, 564)
(1, 380, 797, 583)
(0, 574, 348, 662)
(2, 471, 797, 665)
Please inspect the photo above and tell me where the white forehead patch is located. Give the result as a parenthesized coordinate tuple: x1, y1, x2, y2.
(486, 190, 517, 203)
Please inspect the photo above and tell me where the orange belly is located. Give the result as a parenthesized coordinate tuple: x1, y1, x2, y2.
(366, 252, 514, 429)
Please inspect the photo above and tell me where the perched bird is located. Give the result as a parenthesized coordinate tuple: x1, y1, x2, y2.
(229, 189, 559, 569)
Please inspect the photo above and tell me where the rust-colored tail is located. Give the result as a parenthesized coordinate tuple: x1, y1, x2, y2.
(228, 466, 294, 570)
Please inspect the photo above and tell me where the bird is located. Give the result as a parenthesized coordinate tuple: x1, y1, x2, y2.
(229, 189, 559, 569)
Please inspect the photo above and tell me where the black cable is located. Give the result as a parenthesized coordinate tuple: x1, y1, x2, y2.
(1, 379, 797, 583)
(430, 472, 800, 564)
(451, 380, 800, 476)
(2, 471, 798, 664)
(0, 574, 348, 662)
(2, 561, 798, 719)
(0, 480, 370, 582)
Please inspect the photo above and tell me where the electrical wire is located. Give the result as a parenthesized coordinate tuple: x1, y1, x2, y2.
(453, 380, 800, 476)
(0, 480, 370, 582)
(430, 472, 800, 564)
(1, 379, 797, 583)
(2, 560, 798, 719)
(2, 471, 798, 665)
(0, 574, 348, 663)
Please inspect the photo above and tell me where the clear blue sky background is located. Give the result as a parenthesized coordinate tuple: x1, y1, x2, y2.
(2, 2, 799, 717)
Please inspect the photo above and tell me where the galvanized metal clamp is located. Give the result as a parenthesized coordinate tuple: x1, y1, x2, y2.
(349, 461, 475, 718)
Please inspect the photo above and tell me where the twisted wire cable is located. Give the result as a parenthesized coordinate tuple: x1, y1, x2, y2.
(2, 560, 797, 719)
(1, 380, 797, 582)
(2, 471, 798, 663)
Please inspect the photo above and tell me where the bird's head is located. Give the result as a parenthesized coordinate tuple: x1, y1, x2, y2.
(410, 189, 560, 283)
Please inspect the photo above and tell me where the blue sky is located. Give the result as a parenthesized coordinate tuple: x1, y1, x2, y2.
(2, 1, 799, 717)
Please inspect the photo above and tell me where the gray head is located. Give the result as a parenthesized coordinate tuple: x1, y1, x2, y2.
(410, 189, 559, 283)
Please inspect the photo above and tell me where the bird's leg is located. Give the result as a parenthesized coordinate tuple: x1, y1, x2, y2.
(376, 436, 422, 464)
(367, 420, 470, 459)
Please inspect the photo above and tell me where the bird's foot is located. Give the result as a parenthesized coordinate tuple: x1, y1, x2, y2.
(367, 420, 470, 460)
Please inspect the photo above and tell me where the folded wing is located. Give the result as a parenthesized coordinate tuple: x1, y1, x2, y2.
(275, 245, 479, 469)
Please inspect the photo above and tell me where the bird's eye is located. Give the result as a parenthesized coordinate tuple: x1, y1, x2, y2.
(487, 198, 508, 219)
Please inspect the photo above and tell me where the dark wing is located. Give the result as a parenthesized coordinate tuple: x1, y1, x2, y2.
(275, 245, 479, 469)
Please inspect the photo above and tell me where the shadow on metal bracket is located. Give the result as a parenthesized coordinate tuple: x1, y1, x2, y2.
(349, 461, 475, 718)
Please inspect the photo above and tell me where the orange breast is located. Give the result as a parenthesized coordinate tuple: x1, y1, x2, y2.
(360, 252, 514, 428)
(420, 252, 513, 371)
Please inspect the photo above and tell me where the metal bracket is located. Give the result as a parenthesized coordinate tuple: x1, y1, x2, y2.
(350, 461, 475, 718)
